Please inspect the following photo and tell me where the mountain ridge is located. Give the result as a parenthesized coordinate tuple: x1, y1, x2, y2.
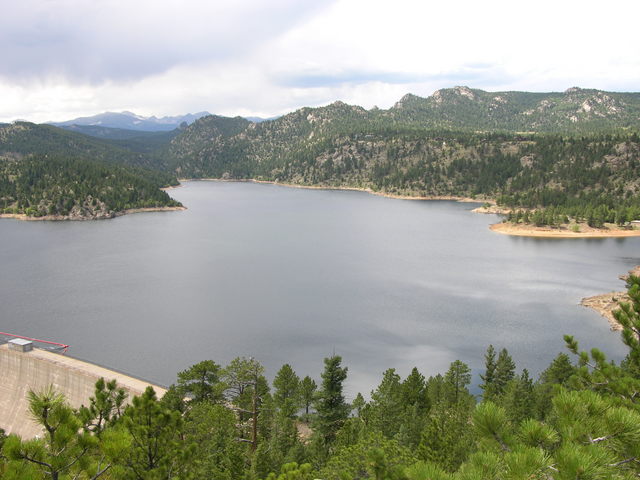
(49, 111, 211, 132)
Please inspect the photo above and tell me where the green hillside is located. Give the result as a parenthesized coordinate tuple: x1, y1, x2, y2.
(166, 92, 640, 221)
(0, 123, 181, 219)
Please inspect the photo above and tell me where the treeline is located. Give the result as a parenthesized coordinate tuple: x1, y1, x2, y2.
(0, 155, 181, 218)
(505, 205, 640, 228)
(2, 274, 640, 479)
(0, 122, 168, 170)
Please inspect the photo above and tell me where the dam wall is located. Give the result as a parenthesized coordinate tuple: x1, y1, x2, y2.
(0, 344, 166, 439)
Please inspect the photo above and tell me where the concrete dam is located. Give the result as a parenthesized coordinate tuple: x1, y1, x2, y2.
(0, 342, 166, 439)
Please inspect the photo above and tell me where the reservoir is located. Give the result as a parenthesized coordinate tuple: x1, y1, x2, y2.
(0, 181, 636, 398)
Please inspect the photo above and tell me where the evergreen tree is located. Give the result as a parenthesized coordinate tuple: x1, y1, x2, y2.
(492, 348, 516, 398)
(78, 377, 127, 436)
(273, 364, 301, 419)
(443, 360, 473, 408)
(185, 403, 247, 480)
(351, 393, 366, 417)
(223, 357, 267, 451)
(313, 356, 350, 447)
(614, 273, 640, 371)
(3, 385, 128, 480)
(176, 359, 225, 404)
(401, 367, 428, 413)
(300, 376, 317, 417)
(119, 387, 193, 479)
(368, 368, 403, 438)
(480, 345, 497, 400)
(417, 410, 476, 473)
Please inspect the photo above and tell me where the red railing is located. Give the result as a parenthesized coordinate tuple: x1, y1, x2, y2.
(0, 331, 69, 353)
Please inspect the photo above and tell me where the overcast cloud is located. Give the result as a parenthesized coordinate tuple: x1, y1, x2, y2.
(1, 0, 639, 122)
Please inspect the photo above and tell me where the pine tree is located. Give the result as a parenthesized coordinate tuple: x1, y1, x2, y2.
(120, 387, 194, 478)
(351, 393, 366, 417)
(480, 345, 497, 400)
(300, 376, 317, 417)
(3, 385, 129, 480)
(78, 377, 127, 436)
(614, 273, 640, 371)
(368, 368, 403, 438)
(176, 359, 224, 404)
(443, 360, 473, 408)
(313, 356, 349, 447)
(273, 364, 301, 419)
(492, 348, 516, 399)
(401, 367, 428, 413)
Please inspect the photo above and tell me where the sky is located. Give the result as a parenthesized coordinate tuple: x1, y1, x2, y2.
(1, 0, 639, 123)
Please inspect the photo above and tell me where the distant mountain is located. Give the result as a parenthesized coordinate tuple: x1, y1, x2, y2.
(59, 124, 175, 140)
(244, 116, 281, 123)
(49, 111, 211, 132)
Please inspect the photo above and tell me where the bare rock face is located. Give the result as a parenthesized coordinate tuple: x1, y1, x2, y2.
(453, 86, 476, 100)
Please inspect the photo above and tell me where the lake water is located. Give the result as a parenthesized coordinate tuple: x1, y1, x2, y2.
(1, 181, 637, 399)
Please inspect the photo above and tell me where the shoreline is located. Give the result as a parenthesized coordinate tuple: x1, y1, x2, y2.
(489, 222, 640, 238)
(178, 177, 485, 203)
(0, 205, 186, 222)
(580, 266, 640, 330)
(183, 179, 640, 239)
(2, 178, 638, 240)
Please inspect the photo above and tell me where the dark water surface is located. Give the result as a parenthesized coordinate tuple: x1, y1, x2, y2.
(1, 181, 637, 398)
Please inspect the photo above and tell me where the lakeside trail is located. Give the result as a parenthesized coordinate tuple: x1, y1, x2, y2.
(0, 206, 186, 222)
(581, 266, 640, 330)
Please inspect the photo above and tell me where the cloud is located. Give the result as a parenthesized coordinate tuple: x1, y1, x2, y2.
(273, 65, 515, 90)
(0, 0, 334, 82)
(1, 0, 639, 122)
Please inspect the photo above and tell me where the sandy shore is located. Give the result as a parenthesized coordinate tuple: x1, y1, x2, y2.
(179, 178, 486, 203)
(0, 205, 185, 222)
(581, 266, 640, 330)
(490, 222, 640, 238)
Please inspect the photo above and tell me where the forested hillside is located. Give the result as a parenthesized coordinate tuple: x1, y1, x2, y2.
(0, 122, 169, 169)
(2, 272, 640, 479)
(0, 122, 181, 219)
(0, 155, 181, 219)
(386, 86, 640, 133)
(167, 94, 640, 223)
(3, 87, 640, 222)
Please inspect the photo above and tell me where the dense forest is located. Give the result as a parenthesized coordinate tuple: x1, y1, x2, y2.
(2, 273, 640, 479)
(0, 123, 181, 218)
(167, 90, 640, 226)
(2, 87, 640, 222)
(0, 155, 181, 218)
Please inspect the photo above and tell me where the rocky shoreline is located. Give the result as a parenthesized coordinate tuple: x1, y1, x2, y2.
(581, 266, 640, 330)
(0, 205, 186, 222)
